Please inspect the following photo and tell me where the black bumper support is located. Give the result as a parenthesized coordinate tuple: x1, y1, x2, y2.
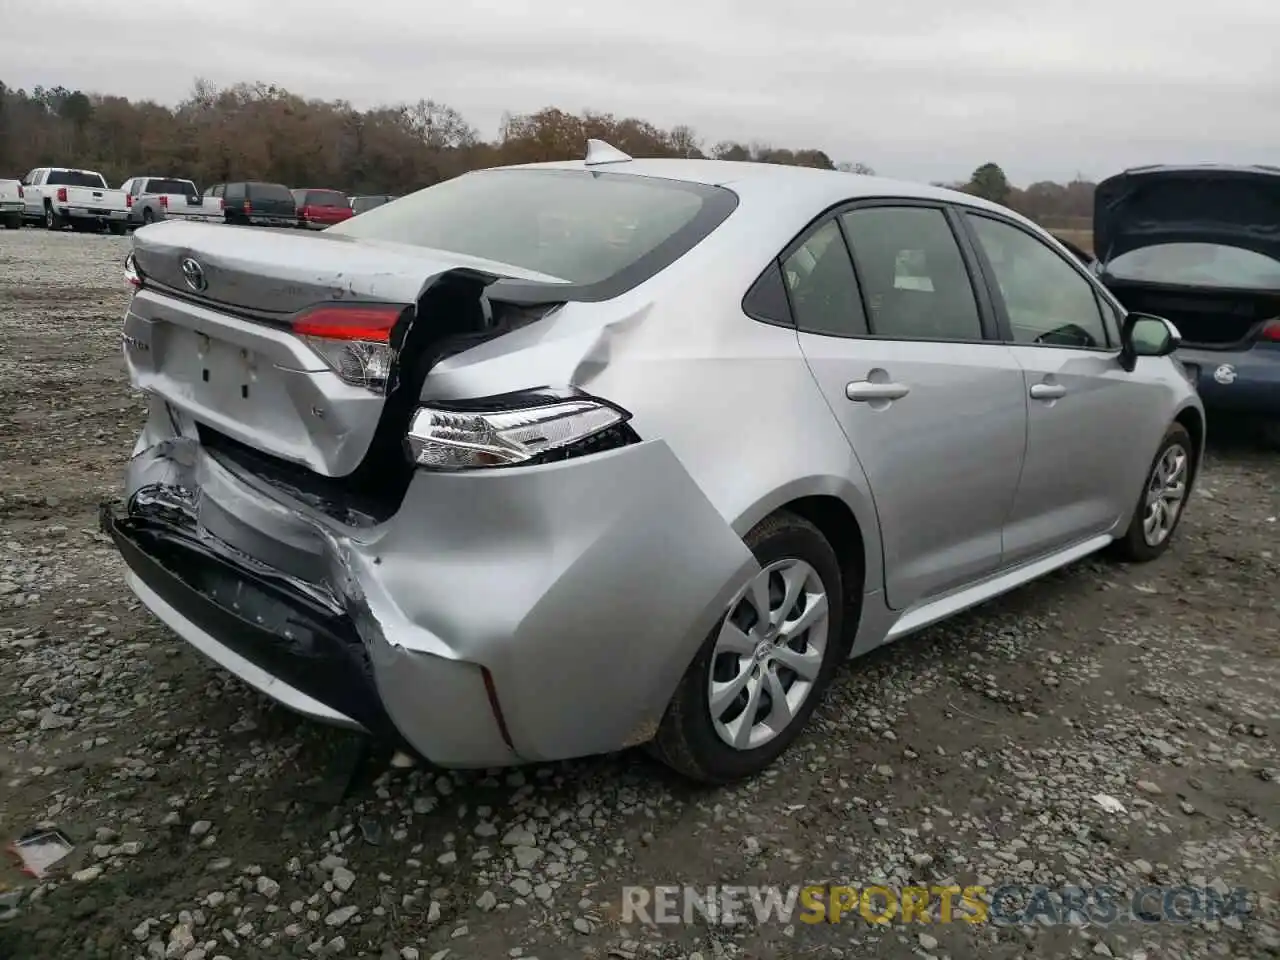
(100, 501, 403, 742)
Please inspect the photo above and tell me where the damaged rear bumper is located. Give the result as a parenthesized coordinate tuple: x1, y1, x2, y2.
(101, 502, 392, 736)
(107, 401, 755, 768)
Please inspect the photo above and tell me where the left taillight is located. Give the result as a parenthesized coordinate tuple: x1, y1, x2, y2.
(56, 187, 68, 203)
(124, 253, 141, 288)
(1260, 319, 1280, 343)
(406, 390, 636, 471)
(17, 186, 23, 198)
(291, 304, 406, 394)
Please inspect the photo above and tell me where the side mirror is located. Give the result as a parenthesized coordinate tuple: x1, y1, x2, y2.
(1119, 312, 1182, 371)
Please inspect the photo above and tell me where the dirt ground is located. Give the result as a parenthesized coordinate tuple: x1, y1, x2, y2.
(0, 228, 1276, 960)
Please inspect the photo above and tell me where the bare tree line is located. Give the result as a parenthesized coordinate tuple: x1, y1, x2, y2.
(0, 78, 1097, 227)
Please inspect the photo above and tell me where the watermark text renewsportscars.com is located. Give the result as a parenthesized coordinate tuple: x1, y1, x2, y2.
(621, 883, 1256, 927)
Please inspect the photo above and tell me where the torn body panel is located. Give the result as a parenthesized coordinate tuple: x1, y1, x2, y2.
(115, 401, 754, 766)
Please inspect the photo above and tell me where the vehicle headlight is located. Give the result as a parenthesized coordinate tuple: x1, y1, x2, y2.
(405, 390, 637, 470)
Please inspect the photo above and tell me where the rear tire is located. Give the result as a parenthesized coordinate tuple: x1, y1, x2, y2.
(44, 205, 63, 231)
(1109, 423, 1194, 563)
(650, 511, 847, 783)
(108, 222, 126, 235)
(2, 214, 19, 230)
(142, 208, 155, 225)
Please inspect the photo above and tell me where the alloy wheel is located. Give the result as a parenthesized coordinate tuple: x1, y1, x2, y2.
(1142, 442, 1188, 547)
(708, 558, 830, 751)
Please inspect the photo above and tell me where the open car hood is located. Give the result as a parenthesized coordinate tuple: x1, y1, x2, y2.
(1093, 164, 1280, 266)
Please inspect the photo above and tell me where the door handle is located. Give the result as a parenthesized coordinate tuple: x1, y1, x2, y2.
(1029, 382, 1066, 400)
(846, 381, 911, 402)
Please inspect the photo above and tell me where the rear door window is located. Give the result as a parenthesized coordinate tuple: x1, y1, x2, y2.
(781, 219, 867, 337)
(839, 206, 985, 341)
(224, 183, 245, 202)
(328, 169, 738, 294)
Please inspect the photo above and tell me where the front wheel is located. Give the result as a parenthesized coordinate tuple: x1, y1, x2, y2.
(1109, 423, 1194, 563)
(650, 511, 846, 783)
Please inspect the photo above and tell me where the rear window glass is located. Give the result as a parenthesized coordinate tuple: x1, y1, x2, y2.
(248, 182, 293, 201)
(303, 190, 348, 207)
(327, 169, 737, 288)
(352, 195, 393, 214)
(145, 179, 197, 195)
(47, 170, 107, 188)
(1106, 243, 1280, 290)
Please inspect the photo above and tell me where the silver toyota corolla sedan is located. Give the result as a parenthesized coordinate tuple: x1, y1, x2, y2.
(107, 142, 1204, 783)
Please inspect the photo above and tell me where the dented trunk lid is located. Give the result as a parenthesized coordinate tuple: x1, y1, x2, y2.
(123, 221, 568, 479)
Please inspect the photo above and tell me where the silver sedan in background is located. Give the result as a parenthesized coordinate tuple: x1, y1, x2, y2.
(108, 143, 1203, 783)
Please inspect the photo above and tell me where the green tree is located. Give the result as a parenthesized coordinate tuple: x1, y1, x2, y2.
(966, 162, 1011, 205)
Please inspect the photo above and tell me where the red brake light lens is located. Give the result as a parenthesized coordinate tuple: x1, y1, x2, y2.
(126, 194, 133, 207)
(16, 186, 22, 198)
(291, 306, 401, 343)
(56, 187, 68, 202)
(291, 305, 406, 394)
(159, 195, 168, 208)
(1261, 319, 1280, 342)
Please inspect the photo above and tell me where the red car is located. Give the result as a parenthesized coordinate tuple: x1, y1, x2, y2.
(292, 189, 354, 230)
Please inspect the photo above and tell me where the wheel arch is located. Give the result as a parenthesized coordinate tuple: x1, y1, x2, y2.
(730, 477, 880, 653)
(1173, 402, 1205, 488)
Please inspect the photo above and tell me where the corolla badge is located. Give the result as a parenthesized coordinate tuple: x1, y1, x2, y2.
(180, 256, 207, 292)
(1212, 363, 1237, 385)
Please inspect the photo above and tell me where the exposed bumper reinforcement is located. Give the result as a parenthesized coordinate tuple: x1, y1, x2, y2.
(101, 501, 401, 742)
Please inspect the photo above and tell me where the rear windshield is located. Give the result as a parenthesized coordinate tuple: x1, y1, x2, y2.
(327, 169, 737, 289)
(303, 190, 348, 208)
(352, 195, 393, 214)
(145, 178, 197, 195)
(47, 170, 107, 188)
(247, 182, 293, 201)
(1106, 243, 1280, 290)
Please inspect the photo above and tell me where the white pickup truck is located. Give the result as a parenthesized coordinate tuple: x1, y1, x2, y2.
(20, 167, 130, 233)
(0, 179, 23, 229)
(121, 175, 223, 226)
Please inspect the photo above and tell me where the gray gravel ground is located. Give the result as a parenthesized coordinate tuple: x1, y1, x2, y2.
(0, 228, 1277, 960)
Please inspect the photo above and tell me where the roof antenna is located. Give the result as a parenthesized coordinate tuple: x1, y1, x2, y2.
(584, 139, 633, 166)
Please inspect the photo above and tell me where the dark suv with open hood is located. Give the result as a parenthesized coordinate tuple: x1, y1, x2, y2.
(1093, 164, 1280, 445)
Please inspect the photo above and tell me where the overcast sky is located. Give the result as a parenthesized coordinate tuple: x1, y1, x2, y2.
(4, 0, 1278, 185)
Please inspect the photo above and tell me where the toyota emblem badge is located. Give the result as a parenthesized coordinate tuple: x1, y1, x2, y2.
(180, 256, 207, 292)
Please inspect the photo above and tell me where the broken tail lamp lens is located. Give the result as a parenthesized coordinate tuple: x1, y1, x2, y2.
(406, 395, 632, 470)
(124, 253, 141, 288)
(291, 304, 406, 394)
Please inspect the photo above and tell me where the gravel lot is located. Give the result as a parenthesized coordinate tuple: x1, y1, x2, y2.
(0, 228, 1277, 960)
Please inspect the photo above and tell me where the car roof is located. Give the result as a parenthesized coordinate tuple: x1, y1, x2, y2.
(487, 156, 1015, 217)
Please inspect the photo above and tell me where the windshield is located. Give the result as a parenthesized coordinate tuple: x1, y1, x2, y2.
(145, 178, 197, 195)
(328, 169, 735, 287)
(1105, 242, 1280, 290)
(47, 170, 107, 189)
